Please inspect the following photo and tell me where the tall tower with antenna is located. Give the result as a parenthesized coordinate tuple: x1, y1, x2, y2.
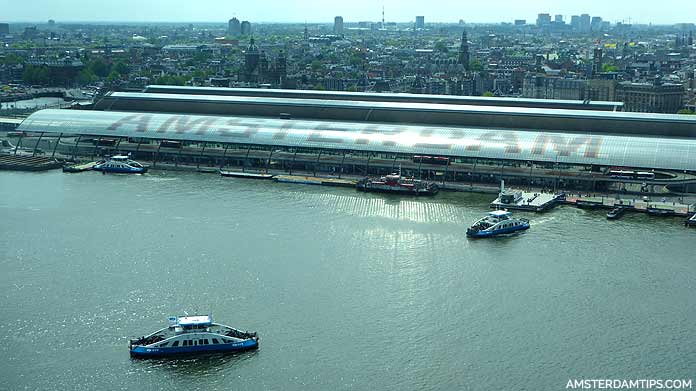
(382, 5, 385, 29)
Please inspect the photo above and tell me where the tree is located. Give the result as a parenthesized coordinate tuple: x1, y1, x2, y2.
(76, 69, 98, 85)
(22, 65, 50, 85)
(469, 58, 483, 71)
(88, 58, 111, 78)
(482, 91, 495, 97)
(311, 60, 322, 72)
(313, 83, 325, 90)
(113, 62, 130, 76)
(602, 63, 619, 72)
(106, 70, 121, 83)
(677, 109, 695, 115)
(434, 40, 449, 53)
(346, 84, 358, 92)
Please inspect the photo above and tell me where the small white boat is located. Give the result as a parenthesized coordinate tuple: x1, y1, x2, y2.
(466, 210, 530, 238)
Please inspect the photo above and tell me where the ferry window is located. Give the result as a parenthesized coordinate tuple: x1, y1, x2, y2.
(204, 339, 209, 345)
(172, 341, 179, 347)
(182, 340, 188, 346)
(199, 339, 205, 345)
(160, 342, 168, 347)
(212, 338, 219, 344)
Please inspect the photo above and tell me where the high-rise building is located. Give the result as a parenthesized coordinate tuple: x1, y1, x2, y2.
(228, 18, 241, 36)
(590, 16, 603, 31)
(570, 15, 580, 30)
(514, 19, 526, 26)
(459, 30, 470, 71)
(241, 21, 251, 35)
(334, 16, 344, 35)
(580, 14, 591, 32)
(554, 15, 563, 23)
(416, 16, 425, 30)
(0, 23, 9, 35)
(536, 13, 551, 27)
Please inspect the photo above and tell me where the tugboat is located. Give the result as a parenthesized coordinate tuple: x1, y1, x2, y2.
(356, 172, 438, 196)
(466, 210, 530, 238)
(93, 155, 147, 174)
(129, 315, 259, 358)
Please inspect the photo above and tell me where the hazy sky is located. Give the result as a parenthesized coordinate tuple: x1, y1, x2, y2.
(2, 0, 694, 25)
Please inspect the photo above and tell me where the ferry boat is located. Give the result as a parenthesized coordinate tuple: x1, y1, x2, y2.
(466, 210, 530, 238)
(129, 315, 259, 358)
(356, 173, 438, 196)
(93, 155, 147, 174)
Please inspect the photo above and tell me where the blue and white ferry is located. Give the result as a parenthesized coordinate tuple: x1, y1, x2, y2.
(129, 315, 259, 358)
(466, 210, 530, 238)
(93, 155, 147, 174)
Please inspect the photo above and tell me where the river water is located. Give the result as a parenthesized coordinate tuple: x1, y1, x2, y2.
(1, 170, 694, 390)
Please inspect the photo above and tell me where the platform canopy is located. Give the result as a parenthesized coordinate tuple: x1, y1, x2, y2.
(18, 108, 696, 171)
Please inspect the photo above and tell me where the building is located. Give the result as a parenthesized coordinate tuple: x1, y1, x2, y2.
(240, 21, 251, 35)
(415, 16, 425, 30)
(570, 15, 580, 30)
(243, 38, 260, 82)
(591, 48, 603, 77)
(536, 13, 551, 27)
(514, 20, 526, 26)
(458, 30, 470, 71)
(617, 81, 684, 113)
(0, 23, 9, 35)
(554, 15, 563, 23)
(585, 79, 618, 102)
(228, 18, 241, 36)
(590, 16, 603, 31)
(334, 16, 344, 35)
(579, 14, 591, 33)
(16, 96, 696, 193)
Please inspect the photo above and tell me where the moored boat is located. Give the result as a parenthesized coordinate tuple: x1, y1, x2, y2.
(356, 172, 438, 196)
(129, 315, 259, 358)
(466, 210, 530, 238)
(606, 207, 627, 220)
(93, 155, 147, 174)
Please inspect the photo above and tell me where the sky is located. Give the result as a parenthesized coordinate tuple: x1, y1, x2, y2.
(1, 0, 694, 25)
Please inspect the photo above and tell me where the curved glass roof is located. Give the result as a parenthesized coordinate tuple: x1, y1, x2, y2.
(18, 109, 696, 171)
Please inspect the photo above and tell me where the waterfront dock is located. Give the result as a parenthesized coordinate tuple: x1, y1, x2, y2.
(274, 175, 356, 187)
(490, 191, 560, 212)
(0, 154, 62, 171)
(564, 195, 694, 217)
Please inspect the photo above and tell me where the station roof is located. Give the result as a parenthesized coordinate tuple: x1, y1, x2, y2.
(142, 85, 624, 111)
(96, 92, 696, 137)
(18, 109, 696, 171)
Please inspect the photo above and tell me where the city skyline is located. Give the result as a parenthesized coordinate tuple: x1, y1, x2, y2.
(1, 0, 695, 25)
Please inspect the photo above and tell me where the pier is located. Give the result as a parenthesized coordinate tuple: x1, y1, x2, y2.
(0, 154, 62, 171)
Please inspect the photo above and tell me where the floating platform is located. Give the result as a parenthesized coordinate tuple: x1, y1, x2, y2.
(63, 161, 96, 173)
(274, 175, 356, 187)
(490, 191, 560, 212)
(0, 154, 62, 171)
(646, 207, 676, 216)
(220, 170, 275, 179)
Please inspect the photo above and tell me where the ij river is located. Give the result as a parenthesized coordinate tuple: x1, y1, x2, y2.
(1, 171, 694, 390)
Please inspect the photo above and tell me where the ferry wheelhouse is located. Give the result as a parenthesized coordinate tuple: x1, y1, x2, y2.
(466, 210, 530, 238)
(129, 315, 259, 358)
(93, 155, 147, 174)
